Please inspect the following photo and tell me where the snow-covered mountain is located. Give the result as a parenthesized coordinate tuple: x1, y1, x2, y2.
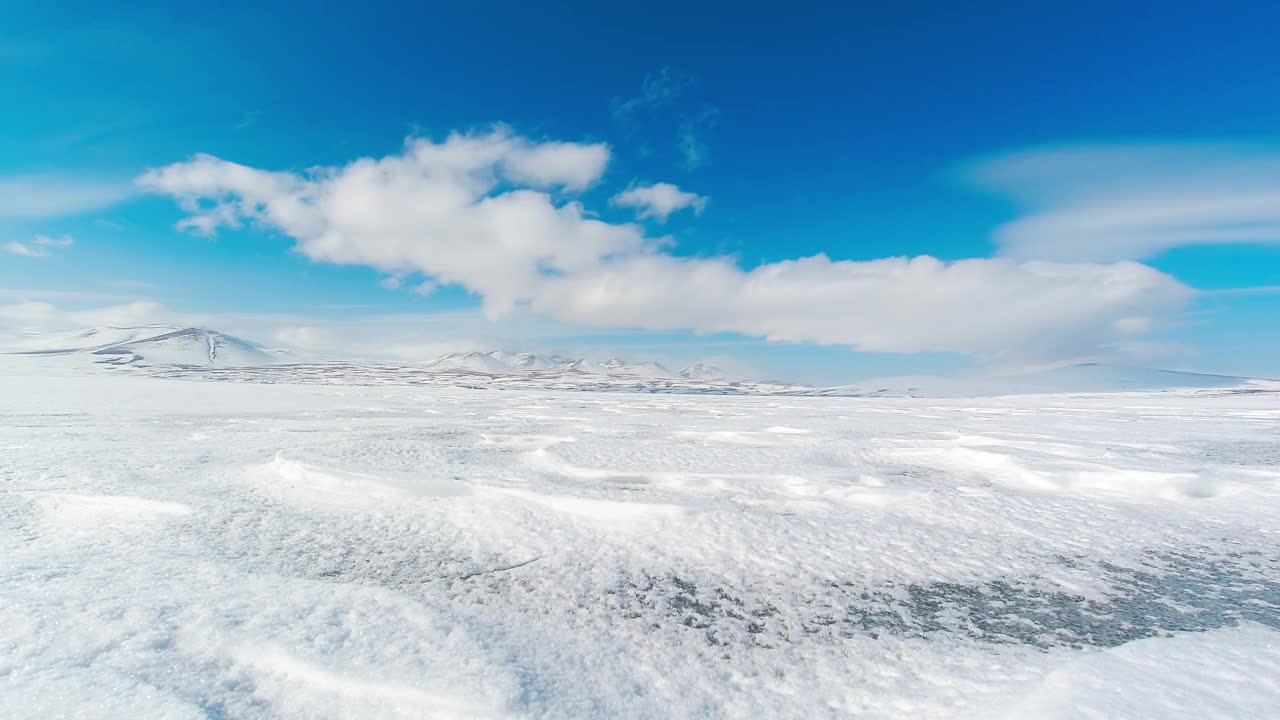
(678, 363, 729, 381)
(420, 351, 524, 374)
(2, 326, 280, 368)
(420, 350, 712, 380)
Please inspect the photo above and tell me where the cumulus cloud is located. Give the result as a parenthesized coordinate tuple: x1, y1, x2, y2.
(611, 183, 707, 222)
(141, 128, 1192, 361)
(3, 234, 74, 258)
(966, 142, 1280, 261)
(140, 127, 635, 317)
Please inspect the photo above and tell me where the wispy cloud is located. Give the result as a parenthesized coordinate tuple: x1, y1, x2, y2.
(613, 68, 719, 171)
(234, 109, 263, 130)
(0, 299, 167, 332)
(0, 287, 140, 302)
(1201, 284, 1280, 296)
(0, 175, 135, 219)
(3, 241, 46, 258)
(106, 279, 157, 290)
(677, 106, 719, 171)
(612, 67, 692, 121)
(3, 234, 74, 258)
(964, 141, 1280, 262)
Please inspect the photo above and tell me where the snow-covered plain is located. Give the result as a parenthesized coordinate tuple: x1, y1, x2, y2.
(2, 354, 1279, 719)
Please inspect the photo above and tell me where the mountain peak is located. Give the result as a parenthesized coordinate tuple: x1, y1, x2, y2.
(679, 363, 729, 381)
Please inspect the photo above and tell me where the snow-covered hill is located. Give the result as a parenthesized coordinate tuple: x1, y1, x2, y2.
(2, 326, 280, 368)
(678, 363, 730, 381)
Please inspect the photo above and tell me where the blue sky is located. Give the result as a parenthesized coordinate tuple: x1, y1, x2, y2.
(2, 1, 1279, 383)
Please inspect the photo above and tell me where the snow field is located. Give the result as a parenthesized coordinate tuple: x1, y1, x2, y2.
(1, 367, 1278, 718)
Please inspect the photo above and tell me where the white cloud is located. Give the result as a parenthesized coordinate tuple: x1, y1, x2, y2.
(0, 175, 134, 219)
(532, 254, 1190, 360)
(966, 142, 1280, 261)
(4, 241, 47, 257)
(68, 301, 167, 327)
(611, 183, 707, 222)
(378, 276, 403, 290)
(0, 301, 59, 325)
(4, 234, 75, 258)
(141, 128, 1192, 361)
(0, 300, 169, 333)
(502, 140, 611, 191)
(140, 127, 641, 318)
(34, 234, 74, 248)
(274, 325, 336, 350)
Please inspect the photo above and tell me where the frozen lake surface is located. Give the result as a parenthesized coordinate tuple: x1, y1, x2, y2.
(2, 363, 1278, 718)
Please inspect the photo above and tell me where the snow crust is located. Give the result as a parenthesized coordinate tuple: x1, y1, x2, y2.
(1, 358, 1277, 718)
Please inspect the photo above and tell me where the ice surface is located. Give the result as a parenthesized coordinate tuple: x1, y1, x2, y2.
(1, 357, 1278, 718)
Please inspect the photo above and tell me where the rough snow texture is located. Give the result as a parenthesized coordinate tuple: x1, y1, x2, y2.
(1, 358, 1278, 719)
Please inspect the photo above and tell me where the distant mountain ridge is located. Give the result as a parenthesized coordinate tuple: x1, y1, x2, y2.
(0, 326, 734, 380)
(2, 326, 1273, 397)
(420, 349, 730, 380)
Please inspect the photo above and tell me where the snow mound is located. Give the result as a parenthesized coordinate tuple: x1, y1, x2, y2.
(999, 625, 1280, 719)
